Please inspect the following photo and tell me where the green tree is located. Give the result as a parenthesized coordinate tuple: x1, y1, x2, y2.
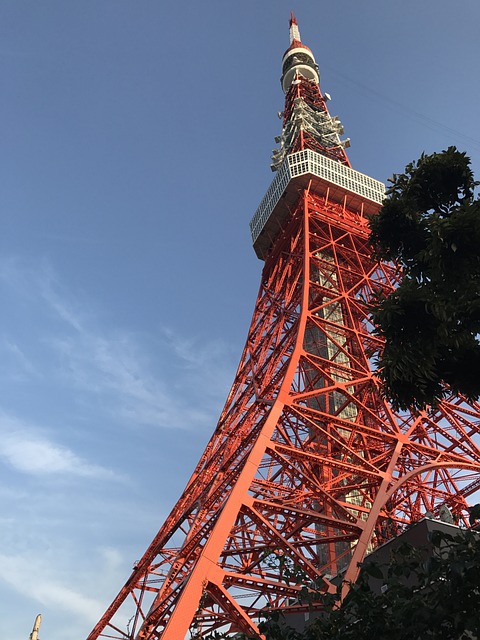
(257, 530, 480, 640)
(368, 147, 480, 411)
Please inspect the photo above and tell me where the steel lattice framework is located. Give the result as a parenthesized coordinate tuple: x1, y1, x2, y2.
(87, 14, 480, 640)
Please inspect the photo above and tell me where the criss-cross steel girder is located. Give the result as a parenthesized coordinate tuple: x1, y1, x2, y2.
(87, 190, 480, 640)
(87, 14, 480, 640)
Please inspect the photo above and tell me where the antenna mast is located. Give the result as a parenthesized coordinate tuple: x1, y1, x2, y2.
(29, 614, 42, 640)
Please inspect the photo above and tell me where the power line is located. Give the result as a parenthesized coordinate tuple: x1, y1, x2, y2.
(325, 65, 480, 151)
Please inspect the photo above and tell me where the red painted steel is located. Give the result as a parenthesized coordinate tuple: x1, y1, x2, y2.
(87, 16, 480, 640)
(283, 75, 351, 166)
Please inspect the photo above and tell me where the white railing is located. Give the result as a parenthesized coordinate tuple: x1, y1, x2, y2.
(250, 149, 385, 245)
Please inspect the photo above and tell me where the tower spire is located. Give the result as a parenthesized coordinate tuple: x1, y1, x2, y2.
(274, 14, 350, 172)
(281, 14, 318, 92)
(289, 11, 301, 43)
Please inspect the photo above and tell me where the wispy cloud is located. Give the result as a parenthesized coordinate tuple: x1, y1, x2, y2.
(0, 256, 236, 432)
(0, 256, 88, 332)
(163, 326, 236, 374)
(0, 413, 116, 478)
(0, 256, 240, 638)
(0, 337, 40, 380)
(49, 327, 216, 429)
(0, 552, 105, 623)
(159, 327, 238, 414)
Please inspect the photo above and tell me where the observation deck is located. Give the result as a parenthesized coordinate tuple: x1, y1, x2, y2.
(250, 149, 385, 260)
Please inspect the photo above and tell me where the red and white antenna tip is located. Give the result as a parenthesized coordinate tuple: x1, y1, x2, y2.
(289, 11, 301, 44)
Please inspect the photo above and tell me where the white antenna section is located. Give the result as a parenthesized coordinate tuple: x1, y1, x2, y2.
(29, 615, 42, 640)
(289, 12, 301, 43)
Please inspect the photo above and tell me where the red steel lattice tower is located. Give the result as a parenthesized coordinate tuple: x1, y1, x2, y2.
(88, 15, 480, 640)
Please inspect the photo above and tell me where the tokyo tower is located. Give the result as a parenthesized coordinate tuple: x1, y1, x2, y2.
(88, 14, 480, 640)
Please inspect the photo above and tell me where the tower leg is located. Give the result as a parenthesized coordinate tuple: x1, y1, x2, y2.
(87, 193, 480, 640)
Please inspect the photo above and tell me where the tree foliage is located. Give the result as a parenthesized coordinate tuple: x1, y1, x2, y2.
(368, 147, 480, 410)
(256, 530, 480, 640)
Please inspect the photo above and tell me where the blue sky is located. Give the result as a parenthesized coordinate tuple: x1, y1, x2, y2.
(1, 2, 480, 639)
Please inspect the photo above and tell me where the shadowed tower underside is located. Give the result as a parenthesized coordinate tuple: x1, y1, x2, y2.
(87, 14, 480, 640)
